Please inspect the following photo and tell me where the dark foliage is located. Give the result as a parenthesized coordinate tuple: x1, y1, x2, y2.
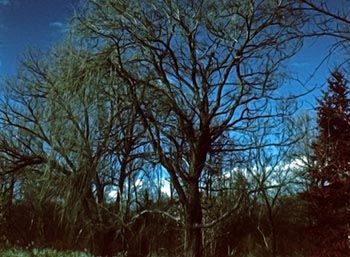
(303, 71, 350, 257)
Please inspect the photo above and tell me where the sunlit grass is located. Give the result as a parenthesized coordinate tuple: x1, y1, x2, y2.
(0, 248, 94, 257)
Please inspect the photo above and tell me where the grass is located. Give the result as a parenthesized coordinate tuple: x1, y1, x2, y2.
(0, 248, 95, 257)
(0, 248, 306, 257)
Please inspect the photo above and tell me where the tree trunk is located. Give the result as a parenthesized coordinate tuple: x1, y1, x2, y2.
(266, 200, 277, 257)
(116, 173, 126, 213)
(183, 183, 203, 257)
(269, 215, 277, 257)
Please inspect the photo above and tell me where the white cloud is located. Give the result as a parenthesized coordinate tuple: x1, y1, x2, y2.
(160, 178, 171, 196)
(49, 21, 69, 33)
(50, 21, 64, 28)
(108, 189, 118, 199)
(135, 178, 143, 187)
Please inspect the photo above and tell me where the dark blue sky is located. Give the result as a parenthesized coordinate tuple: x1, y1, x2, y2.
(0, 0, 346, 108)
(0, 0, 79, 77)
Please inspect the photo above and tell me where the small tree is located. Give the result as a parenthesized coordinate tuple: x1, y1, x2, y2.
(305, 70, 350, 257)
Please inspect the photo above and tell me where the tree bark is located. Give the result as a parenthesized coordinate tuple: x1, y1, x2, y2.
(183, 182, 203, 257)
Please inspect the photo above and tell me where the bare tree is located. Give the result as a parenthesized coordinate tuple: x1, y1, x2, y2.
(243, 117, 307, 257)
(300, 0, 350, 64)
(74, 0, 307, 256)
(0, 43, 146, 254)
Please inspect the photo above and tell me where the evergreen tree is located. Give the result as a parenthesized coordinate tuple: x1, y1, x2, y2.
(306, 70, 350, 257)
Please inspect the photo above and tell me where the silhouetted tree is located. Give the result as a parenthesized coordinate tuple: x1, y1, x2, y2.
(305, 70, 350, 257)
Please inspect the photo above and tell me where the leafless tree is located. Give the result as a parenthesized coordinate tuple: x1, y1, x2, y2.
(74, 0, 308, 256)
(300, 0, 350, 65)
(0, 43, 146, 254)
